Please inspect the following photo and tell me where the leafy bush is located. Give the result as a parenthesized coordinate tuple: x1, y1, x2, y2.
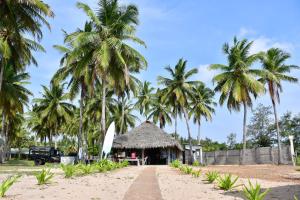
(295, 195, 299, 200)
(170, 159, 181, 168)
(180, 166, 193, 174)
(217, 174, 240, 191)
(35, 169, 54, 185)
(192, 160, 200, 166)
(0, 175, 21, 197)
(61, 164, 77, 178)
(243, 180, 270, 200)
(78, 164, 94, 175)
(205, 171, 219, 183)
(191, 170, 201, 178)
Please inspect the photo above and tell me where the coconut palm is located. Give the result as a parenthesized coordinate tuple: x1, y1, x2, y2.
(52, 22, 96, 160)
(210, 37, 265, 164)
(69, 0, 147, 156)
(0, 66, 32, 162)
(158, 58, 198, 163)
(111, 98, 138, 134)
(33, 82, 75, 143)
(147, 90, 172, 129)
(259, 48, 299, 164)
(0, 0, 53, 91)
(136, 81, 155, 118)
(189, 82, 216, 145)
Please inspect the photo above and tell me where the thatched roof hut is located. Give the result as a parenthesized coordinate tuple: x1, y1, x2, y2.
(112, 121, 183, 165)
(112, 121, 183, 151)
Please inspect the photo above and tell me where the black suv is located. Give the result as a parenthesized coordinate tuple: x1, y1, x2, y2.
(29, 146, 62, 165)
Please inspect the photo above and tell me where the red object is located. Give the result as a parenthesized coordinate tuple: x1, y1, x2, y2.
(131, 152, 136, 159)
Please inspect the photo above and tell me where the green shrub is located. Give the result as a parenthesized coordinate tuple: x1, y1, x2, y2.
(243, 180, 270, 200)
(192, 160, 200, 166)
(205, 171, 219, 183)
(120, 160, 129, 167)
(181, 166, 193, 174)
(78, 164, 94, 175)
(0, 175, 21, 197)
(217, 174, 240, 191)
(170, 159, 181, 168)
(35, 169, 54, 185)
(61, 164, 77, 178)
(295, 195, 299, 200)
(191, 170, 201, 178)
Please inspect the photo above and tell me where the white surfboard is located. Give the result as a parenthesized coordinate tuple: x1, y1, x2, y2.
(101, 122, 115, 159)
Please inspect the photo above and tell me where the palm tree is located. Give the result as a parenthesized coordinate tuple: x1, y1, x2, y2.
(158, 58, 198, 163)
(136, 81, 155, 118)
(33, 82, 75, 144)
(189, 82, 216, 145)
(259, 48, 299, 164)
(52, 22, 95, 160)
(148, 90, 172, 129)
(69, 0, 147, 156)
(111, 98, 138, 134)
(0, 65, 32, 162)
(0, 0, 53, 91)
(210, 37, 265, 164)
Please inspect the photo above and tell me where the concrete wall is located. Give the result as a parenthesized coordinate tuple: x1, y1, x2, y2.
(185, 146, 293, 165)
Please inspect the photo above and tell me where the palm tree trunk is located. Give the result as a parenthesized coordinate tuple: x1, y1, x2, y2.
(4, 121, 9, 161)
(99, 80, 106, 159)
(120, 97, 125, 135)
(0, 112, 6, 163)
(78, 87, 84, 161)
(272, 98, 283, 164)
(174, 110, 178, 139)
(197, 120, 201, 145)
(0, 65, 4, 92)
(183, 107, 194, 164)
(242, 102, 247, 165)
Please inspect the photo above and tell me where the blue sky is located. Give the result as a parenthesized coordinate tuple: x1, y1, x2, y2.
(28, 0, 300, 143)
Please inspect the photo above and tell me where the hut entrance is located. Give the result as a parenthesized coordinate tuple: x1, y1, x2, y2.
(145, 148, 167, 165)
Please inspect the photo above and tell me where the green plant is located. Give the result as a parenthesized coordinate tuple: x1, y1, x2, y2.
(205, 171, 219, 183)
(192, 160, 200, 166)
(217, 174, 241, 191)
(243, 180, 270, 200)
(35, 169, 54, 185)
(78, 164, 94, 175)
(170, 160, 181, 168)
(191, 170, 201, 178)
(61, 164, 77, 178)
(181, 166, 193, 174)
(0, 175, 21, 197)
(295, 195, 299, 200)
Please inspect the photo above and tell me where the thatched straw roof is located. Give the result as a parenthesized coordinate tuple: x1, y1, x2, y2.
(112, 121, 183, 151)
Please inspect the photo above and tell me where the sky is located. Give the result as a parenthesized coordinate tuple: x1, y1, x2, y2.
(28, 0, 300, 143)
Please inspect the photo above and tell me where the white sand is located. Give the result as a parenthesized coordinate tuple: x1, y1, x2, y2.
(156, 166, 300, 200)
(1, 165, 299, 200)
(1, 167, 143, 200)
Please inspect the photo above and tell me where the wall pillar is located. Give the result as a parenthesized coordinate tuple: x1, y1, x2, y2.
(142, 149, 145, 165)
(167, 148, 171, 164)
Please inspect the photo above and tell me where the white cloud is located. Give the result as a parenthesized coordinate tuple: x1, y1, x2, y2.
(197, 64, 215, 84)
(237, 27, 295, 54)
(238, 27, 256, 37)
(250, 36, 294, 54)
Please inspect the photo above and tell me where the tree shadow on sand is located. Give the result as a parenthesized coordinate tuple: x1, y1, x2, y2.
(223, 184, 300, 200)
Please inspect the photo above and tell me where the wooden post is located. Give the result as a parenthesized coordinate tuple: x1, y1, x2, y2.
(167, 148, 171, 164)
(142, 149, 145, 165)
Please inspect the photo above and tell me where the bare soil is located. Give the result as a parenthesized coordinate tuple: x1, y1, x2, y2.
(202, 164, 300, 183)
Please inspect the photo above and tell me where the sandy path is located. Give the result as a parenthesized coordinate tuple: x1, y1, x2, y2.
(157, 166, 300, 200)
(123, 167, 162, 200)
(3, 167, 143, 200)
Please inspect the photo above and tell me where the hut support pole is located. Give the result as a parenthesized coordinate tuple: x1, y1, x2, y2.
(167, 148, 171, 164)
(142, 149, 145, 165)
